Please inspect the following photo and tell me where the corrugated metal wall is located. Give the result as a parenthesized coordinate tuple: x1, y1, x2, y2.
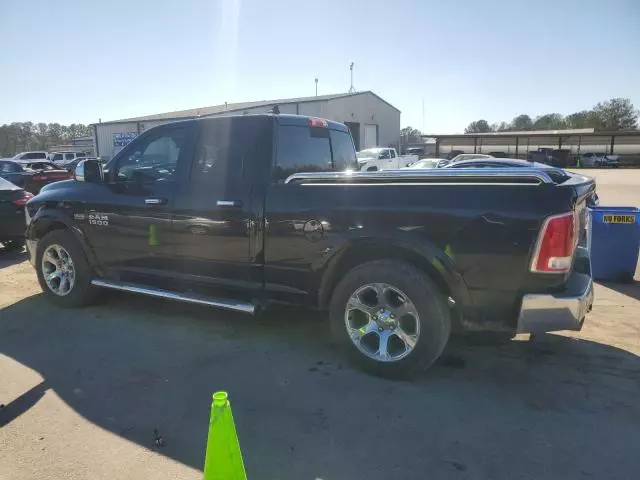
(325, 93, 401, 150)
(95, 122, 139, 161)
(95, 94, 400, 159)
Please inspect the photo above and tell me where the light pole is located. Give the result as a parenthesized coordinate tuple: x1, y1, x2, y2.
(348, 62, 355, 93)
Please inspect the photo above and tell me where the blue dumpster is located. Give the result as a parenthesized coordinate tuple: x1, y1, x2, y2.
(589, 206, 639, 283)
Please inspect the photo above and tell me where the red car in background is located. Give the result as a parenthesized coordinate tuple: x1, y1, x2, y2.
(0, 160, 72, 194)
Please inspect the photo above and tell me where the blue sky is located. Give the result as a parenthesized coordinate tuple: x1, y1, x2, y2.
(1, 0, 638, 132)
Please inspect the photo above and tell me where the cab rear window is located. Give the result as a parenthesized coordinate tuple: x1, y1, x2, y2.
(274, 125, 356, 182)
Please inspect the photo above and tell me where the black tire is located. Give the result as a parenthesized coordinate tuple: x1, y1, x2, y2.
(35, 229, 98, 308)
(366, 166, 378, 172)
(329, 260, 451, 379)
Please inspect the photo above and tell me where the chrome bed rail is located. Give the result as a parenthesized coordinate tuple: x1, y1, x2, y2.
(285, 168, 557, 185)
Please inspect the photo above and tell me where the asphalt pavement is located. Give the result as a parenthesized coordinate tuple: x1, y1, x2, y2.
(1, 169, 639, 480)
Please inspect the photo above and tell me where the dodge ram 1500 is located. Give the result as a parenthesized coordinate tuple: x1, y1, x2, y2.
(25, 114, 595, 378)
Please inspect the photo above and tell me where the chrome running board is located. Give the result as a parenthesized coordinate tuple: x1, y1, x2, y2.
(91, 279, 256, 314)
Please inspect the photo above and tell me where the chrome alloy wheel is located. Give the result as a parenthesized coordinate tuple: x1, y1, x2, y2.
(344, 283, 420, 362)
(41, 244, 76, 296)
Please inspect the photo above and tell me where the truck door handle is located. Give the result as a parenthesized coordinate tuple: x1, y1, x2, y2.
(217, 200, 242, 207)
(145, 197, 168, 205)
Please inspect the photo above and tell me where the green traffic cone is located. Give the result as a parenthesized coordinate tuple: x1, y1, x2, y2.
(203, 391, 247, 480)
(148, 224, 160, 246)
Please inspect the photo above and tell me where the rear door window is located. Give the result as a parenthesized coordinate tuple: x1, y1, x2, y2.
(274, 125, 332, 182)
(65, 153, 75, 160)
(189, 116, 272, 190)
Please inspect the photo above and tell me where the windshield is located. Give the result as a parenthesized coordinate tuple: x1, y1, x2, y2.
(19, 152, 48, 160)
(26, 162, 57, 170)
(409, 159, 437, 168)
(356, 148, 382, 160)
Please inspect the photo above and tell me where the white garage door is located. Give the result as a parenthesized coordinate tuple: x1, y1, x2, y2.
(363, 124, 378, 148)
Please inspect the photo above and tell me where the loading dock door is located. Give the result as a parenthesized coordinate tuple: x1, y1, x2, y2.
(363, 124, 378, 148)
(344, 122, 360, 150)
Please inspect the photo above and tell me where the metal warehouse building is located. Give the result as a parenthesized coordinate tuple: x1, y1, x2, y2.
(93, 91, 400, 161)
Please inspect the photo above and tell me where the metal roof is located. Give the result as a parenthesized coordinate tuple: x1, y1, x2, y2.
(98, 91, 399, 125)
(423, 128, 640, 139)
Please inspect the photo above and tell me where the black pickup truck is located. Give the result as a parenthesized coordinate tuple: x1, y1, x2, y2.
(24, 114, 595, 378)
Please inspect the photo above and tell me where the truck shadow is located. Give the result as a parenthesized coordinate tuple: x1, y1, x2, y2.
(598, 279, 640, 302)
(1, 293, 639, 479)
(0, 246, 28, 269)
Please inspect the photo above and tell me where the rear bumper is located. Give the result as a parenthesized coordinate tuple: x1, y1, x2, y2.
(516, 270, 594, 334)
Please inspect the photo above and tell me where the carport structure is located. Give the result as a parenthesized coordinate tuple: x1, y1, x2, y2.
(422, 128, 640, 158)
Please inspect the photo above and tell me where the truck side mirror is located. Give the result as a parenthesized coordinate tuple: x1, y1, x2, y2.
(74, 159, 104, 184)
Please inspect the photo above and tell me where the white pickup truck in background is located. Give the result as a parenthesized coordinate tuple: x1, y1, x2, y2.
(356, 147, 418, 171)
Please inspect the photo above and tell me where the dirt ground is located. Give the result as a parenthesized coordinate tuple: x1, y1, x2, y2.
(1, 169, 638, 480)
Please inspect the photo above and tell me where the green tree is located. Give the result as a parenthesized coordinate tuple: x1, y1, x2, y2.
(511, 114, 533, 131)
(16, 122, 35, 151)
(400, 126, 423, 142)
(47, 123, 64, 146)
(533, 113, 566, 130)
(564, 110, 596, 129)
(494, 121, 510, 132)
(35, 123, 49, 149)
(591, 98, 638, 130)
(465, 119, 491, 133)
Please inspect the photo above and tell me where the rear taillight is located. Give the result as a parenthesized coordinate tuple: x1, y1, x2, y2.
(12, 191, 34, 207)
(530, 211, 579, 273)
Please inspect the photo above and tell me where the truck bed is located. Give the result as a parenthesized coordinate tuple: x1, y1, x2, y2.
(282, 167, 595, 331)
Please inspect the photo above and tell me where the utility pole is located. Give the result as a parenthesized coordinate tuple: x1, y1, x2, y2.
(348, 62, 355, 93)
(315, 77, 318, 96)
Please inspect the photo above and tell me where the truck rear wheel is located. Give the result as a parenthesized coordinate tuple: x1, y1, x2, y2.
(329, 260, 450, 379)
(35, 230, 98, 308)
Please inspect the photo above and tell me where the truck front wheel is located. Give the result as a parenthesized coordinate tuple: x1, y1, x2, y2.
(35, 230, 98, 308)
(329, 260, 450, 379)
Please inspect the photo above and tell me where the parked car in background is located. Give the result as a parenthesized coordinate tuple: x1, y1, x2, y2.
(580, 152, 619, 168)
(60, 156, 98, 173)
(445, 150, 464, 160)
(449, 153, 494, 163)
(404, 158, 450, 169)
(444, 158, 600, 206)
(403, 147, 427, 158)
(12, 151, 49, 161)
(50, 151, 86, 167)
(356, 147, 418, 171)
(445, 158, 551, 169)
(0, 160, 72, 193)
(25, 113, 596, 378)
(487, 151, 508, 158)
(528, 148, 571, 167)
(0, 177, 32, 250)
(600, 155, 620, 167)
